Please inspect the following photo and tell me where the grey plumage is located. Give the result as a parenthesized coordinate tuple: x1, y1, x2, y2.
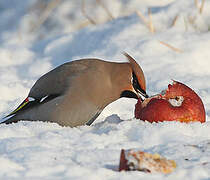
(2, 54, 147, 127)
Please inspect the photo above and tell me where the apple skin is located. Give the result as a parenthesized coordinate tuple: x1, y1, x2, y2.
(135, 81, 206, 123)
(119, 149, 129, 171)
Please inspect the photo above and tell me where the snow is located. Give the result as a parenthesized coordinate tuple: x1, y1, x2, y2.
(0, 0, 210, 179)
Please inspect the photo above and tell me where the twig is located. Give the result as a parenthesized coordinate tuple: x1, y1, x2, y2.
(195, 0, 205, 14)
(170, 15, 179, 27)
(136, 11, 148, 26)
(188, 15, 196, 25)
(148, 8, 155, 33)
(75, 21, 92, 30)
(183, 17, 188, 32)
(159, 41, 183, 53)
(81, 0, 97, 25)
(200, 0, 205, 14)
(136, 8, 155, 33)
(194, 0, 199, 9)
(96, 0, 114, 20)
(30, 0, 61, 32)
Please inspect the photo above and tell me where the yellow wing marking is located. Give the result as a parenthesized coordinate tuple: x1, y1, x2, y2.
(4, 98, 30, 118)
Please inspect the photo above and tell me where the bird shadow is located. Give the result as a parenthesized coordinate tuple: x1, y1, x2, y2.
(105, 164, 119, 171)
(91, 114, 124, 134)
(93, 114, 124, 127)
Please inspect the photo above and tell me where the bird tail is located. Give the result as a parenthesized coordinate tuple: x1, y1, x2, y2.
(4, 98, 32, 119)
(1, 114, 19, 124)
(1, 97, 39, 125)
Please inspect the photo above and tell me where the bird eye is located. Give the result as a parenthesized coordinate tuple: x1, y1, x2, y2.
(132, 72, 148, 98)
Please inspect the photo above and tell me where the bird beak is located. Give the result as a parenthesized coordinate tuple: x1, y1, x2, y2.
(123, 53, 148, 101)
(121, 85, 149, 101)
(135, 88, 149, 101)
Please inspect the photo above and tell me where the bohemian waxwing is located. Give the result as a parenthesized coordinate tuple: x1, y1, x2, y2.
(1, 53, 148, 127)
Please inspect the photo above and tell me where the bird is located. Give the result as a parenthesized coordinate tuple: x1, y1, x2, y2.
(1, 53, 148, 127)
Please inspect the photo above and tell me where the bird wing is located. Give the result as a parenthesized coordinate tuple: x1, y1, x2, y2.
(3, 97, 40, 118)
(29, 62, 74, 100)
(4, 61, 89, 118)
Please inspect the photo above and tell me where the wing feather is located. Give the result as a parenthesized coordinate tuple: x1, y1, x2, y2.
(2, 60, 92, 122)
(29, 61, 88, 100)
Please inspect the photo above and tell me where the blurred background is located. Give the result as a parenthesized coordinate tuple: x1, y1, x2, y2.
(0, 0, 176, 44)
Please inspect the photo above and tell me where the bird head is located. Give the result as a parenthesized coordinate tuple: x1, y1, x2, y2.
(120, 53, 148, 101)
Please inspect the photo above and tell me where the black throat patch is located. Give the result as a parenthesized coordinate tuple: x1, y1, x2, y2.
(120, 90, 138, 99)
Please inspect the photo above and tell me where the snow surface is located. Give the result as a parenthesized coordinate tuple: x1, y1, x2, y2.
(1, 0, 210, 179)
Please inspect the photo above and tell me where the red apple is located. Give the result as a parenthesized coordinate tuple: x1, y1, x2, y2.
(119, 149, 176, 173)
(135, 81, 205, 123)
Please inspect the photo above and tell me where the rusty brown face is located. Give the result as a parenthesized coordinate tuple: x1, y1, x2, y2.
(124, 53, 148, 100)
